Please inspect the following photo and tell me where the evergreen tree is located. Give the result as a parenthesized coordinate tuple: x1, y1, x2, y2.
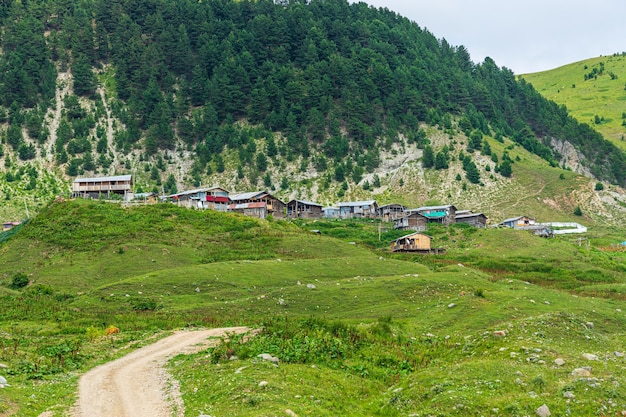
(422, 145, 434, 168)
(256, 152, 268, 172)
(464, 160, 481, 184)
(73, 54, 97, 97)
(434, 151, 449, 170)
(500, 160, 512, 177)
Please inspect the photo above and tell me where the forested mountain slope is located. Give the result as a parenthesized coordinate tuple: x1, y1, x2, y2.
(0, 0, 624, 221)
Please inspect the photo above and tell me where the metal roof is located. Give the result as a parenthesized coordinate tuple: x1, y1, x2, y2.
(229, 191, 267, 201)
(456, 213, 486, 219)
(167, 186, 229, 198)
(378, 204, 407, 209)
(288, 199, 322, 207)
(338, 200, 377, 207)
(500, 216, 529, 224)
(394, 232, 433, 241)
(73, 175, 132, 183)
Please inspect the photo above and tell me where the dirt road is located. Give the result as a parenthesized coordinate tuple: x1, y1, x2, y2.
(71, 327, 249, 417)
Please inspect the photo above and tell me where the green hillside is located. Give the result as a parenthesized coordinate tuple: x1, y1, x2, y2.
(0, 0, 625, 226)
(521, 54, 626, 151)
(1, 200, 625, 415)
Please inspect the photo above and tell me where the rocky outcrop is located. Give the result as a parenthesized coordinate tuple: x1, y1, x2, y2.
(550, 138, 594, 178)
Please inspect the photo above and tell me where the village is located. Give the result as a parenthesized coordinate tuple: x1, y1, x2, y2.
(67, 175, 588, 253)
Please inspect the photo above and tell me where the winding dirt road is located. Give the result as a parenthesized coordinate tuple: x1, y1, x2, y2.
(71, 327, 249, 417)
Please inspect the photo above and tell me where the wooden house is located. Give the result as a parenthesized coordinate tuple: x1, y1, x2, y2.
(497, 215, 554, 237)
(394, 211, 428, 231)
(413, 205, 457, 225)
(228, 202, 268, 219)
(338, 200, 378, 219)
(322, 207, 340, 218)
(376, 204, 407, 222)
(455, 212, 488, 228)
(168, 186, 229, 211)
(287, 200, 323, 219)
(72, 175, 133, 201)
(229, 191, 285, 218)
(390, 232, 442, 253)
(497, 216, 536, 229)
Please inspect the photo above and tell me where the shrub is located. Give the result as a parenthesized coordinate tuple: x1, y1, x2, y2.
(130, 297, 158, 311)
(9, 273, 29, 289)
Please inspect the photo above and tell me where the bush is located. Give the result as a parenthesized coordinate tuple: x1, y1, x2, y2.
(595, 182, 604, 191)
(9, 273, 29, 289)
(130, 297, 158, 311)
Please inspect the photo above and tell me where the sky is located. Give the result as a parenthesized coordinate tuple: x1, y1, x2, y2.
(353, 0, 626, 74)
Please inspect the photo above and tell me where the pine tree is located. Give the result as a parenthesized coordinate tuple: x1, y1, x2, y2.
(500, 160, 512, 178)
(422, 145, 434, 168)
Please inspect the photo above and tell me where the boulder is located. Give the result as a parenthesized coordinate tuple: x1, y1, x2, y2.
(536, 404, 551, 417)
(258, 380, 268, 387)
(554, 358, 566, 366)
(257, 353, 280, 366)
(582, 353, 599, 361)
(563, 391, 575, 399)
(571, 368, 592, 377)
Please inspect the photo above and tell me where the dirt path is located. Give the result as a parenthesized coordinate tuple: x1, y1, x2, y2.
(71, 327, 249, 417)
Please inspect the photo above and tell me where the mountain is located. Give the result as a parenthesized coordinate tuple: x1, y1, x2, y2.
(0, 0, 625, 226)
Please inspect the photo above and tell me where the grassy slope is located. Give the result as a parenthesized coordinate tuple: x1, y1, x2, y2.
(0, 200, 625, 415)
(521, 54, 626, 151)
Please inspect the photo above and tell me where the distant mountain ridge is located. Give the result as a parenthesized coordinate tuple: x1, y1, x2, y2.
(0, 0, 624, 224)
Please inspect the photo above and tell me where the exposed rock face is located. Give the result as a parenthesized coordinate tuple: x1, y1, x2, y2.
(550, 138, 593, 178)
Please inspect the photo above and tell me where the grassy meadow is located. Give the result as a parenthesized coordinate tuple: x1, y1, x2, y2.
(521, 54, 626, 151)
(0, 200, 625, 416)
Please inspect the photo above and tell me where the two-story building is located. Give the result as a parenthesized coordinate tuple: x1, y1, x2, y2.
(229, 191, 286, 219)
(72, 175, 133, 201)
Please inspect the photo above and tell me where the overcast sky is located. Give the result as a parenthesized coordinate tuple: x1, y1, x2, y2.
(353, 0, 626, 74)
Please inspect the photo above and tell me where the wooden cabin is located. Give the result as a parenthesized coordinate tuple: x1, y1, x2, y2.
(413, 205, 457, 225)
(72, 175, 133, 201)
(376, 204, 407, 222)
(322, 207, 340, 219)
(497, 216, 536, 229)
(394, 211, 428, 231)
(168, 186, 229, 211)
(338, 200, 378, 219)
(390, 232, 442, 253)
(287, 200, 323, 219)
(228, 202, 268, 219)
(455, 212, 488, 228)
(229, 191, 285, 219)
